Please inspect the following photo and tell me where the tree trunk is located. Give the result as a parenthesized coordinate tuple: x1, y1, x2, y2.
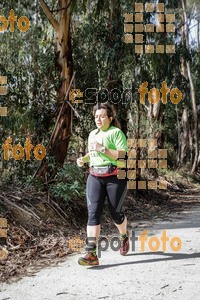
(182, 0, 199, 173)
(178, 1, 189, 167)
(37, 0, 73, 180)
(179, 103, 189, 165)
(176, 105, 181, 166)
(106, 1, 128, 136)
(187, 60, 199, 172)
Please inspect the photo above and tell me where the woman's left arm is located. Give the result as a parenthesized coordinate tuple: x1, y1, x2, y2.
(103, 148, 122, 160)
(91, 143, 125, 160)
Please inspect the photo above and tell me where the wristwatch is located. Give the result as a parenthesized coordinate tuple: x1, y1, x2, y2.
(100, 146, 106, 153)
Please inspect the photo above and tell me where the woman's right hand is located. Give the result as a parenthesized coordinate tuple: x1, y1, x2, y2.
(77, 157, 84, 167)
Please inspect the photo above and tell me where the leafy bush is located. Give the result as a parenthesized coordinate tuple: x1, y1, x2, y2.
(49, 163, 86, 204)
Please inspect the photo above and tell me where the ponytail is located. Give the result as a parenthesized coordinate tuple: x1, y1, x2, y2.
(111, 116, 121, 129)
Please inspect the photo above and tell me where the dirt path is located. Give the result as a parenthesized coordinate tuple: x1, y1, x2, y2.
(1, 203, 200, 300)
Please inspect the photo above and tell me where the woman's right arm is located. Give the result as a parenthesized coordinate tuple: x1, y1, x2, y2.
(77, 152, 90, 167)
(82, 152, 90, 163)
(77, 132, 93, 166)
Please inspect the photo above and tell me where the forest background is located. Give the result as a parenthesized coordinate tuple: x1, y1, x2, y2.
(0, 0, 200, 281)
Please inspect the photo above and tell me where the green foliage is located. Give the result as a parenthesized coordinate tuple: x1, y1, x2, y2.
(22, 174, 44, 190)
(0, 0, 199, 189)
(49, 163, 86, 203)
(0, 0, 58, 181)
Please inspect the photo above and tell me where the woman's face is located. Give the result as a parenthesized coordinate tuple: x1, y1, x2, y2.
(94, 108, 112, 131)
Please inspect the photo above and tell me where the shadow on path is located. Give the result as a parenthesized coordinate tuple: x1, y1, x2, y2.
(88, 251, 200, 270)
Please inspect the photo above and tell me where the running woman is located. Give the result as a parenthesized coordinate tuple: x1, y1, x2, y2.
(77, 103, 129, 266)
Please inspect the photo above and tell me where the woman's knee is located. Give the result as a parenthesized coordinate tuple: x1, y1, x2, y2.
(87, 211, 101, 225)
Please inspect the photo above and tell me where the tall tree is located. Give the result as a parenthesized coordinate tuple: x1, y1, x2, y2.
(37, 0, 73, 179)
(178, 12, 189, 167)
(181, 0, 199, 173)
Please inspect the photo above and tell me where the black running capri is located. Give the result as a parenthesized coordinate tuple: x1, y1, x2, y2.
(86, 174, 127, 226)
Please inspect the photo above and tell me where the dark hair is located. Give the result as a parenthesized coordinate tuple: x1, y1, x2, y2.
(92, 103, 121, 129)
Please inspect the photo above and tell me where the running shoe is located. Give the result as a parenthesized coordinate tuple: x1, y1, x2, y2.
(120, 233, 129, 256)
(78, 252, 99, 266)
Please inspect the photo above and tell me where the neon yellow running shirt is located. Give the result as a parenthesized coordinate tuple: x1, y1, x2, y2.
(88, 126, 128, 167)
